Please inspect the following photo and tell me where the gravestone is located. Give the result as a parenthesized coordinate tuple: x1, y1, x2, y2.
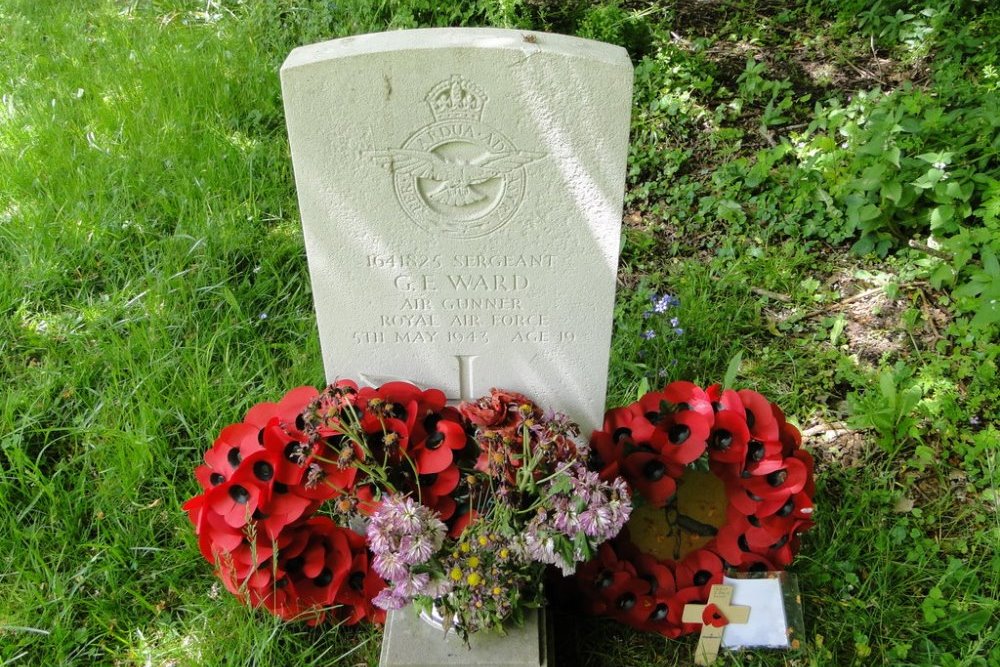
(280, 28, 632, 437)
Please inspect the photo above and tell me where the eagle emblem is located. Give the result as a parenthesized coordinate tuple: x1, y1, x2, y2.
(362, 76, 546, 239)
(363, 148, 545, 207)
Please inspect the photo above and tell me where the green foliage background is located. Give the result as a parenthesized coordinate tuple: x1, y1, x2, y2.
(1, 0, 997, 665)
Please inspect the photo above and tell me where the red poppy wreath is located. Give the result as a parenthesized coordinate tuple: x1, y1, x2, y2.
(183, 380, 633, 635)
(571, 381, 816, 637)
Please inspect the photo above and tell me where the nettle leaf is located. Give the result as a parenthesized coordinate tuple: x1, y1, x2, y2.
(912, 169, 945, 189)
(982, 248, 1000, 276)
(970, 300, 1000, 329)
(885, 145, 901, 168)
(930, 205, 955, 231)
(857, 164, 887, 191)
(930, 263, 955, 289)
(916, 151, 952, 165)
(852, 235, 876, 255)
(882, 181, 903, 204)
(945, 181, 972, 201)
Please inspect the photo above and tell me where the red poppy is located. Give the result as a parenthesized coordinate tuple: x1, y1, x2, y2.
(184, 493, 248, 561)
(280, 519, 354, 624)
(609, 576, 656, 626)
(705, 384, 743, 413)
(737, 390, 780, 441)
(724, 504, 790, 552)
(589, 405, 643, 480)
(668, 585, 712, 634)
(634, 553, 676, 592)
(589, 431, 622, 481)
(253, 478, 313, 541)
(460, 388, 539, 434)
(244, 385, 320, 430)
(656, 409, 712, 467)
(741, 438, 785, 477)
(743, 457, 808, 502)
(410, 416, 466, 474)
(206, 469, 265, 529)
(674, 548, 725, 591)
(358, 381, 432, 425)
(582, 544, 644, 617)
(621, 449, 680, 507)
(714, 520, 756, 567)
(662, 381, 715, 419)
(737, 552, 778, 574)
(195, 422, 265, 490)
(448, 506, 479, 539)
(260, 418, 311, 486)
(773, 404, 803, 458)
(793, 448, 817, 497)
(706, 409, 751, 465)
(418, 465, 460, 520)
(225, 538, 275, 582)
(334, 530, 387, 625)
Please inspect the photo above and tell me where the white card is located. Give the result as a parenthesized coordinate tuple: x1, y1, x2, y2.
(720, 576, 789, 648)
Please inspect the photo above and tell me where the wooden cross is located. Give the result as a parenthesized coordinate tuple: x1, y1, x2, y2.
(682, 584, 751, 665)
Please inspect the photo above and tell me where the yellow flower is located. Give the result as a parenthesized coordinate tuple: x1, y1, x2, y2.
(460, 542, 471, 553)
(467, 572, 482, 586)
(499, 548, 509, 559)
(492, 587, 502, 596)
(467, 556, 480, 568)
(449, 567, 462, 581)
(478, 536, 488, 546)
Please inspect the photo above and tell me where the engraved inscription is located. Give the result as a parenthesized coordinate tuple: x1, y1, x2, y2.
(352, 252, 579, 353)
(363, 76, 545, 239)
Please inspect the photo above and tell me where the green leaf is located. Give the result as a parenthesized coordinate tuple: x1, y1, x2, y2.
(830, 314, 847, 345)
(723, 351, 743, 389)
(912, 169, 945, 189)
(970, 298, 1000, 329)
(879, 372, 897, 402)
(852, 235, 876, 255)
(916, 152, 951, 165)
(636, 376, 650, 400)
(860, 204, 881, 222)
(885, 146, 901, 168)
(982, 248, 999, 276)
(930, 205, 954, 231)
(883, 181, 902, 204)
(930, 263, 954, 288)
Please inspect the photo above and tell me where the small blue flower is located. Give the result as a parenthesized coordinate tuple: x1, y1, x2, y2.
(650, 293, 679, 314)
(969, 415, 981, 427)
(673, 327, 684, 336)
(669, 317, 680, 327)
(642, 310, 653, 319)
(641, 329, 656, 340)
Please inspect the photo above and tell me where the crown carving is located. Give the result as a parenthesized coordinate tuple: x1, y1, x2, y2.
(426, 76, 487, 122)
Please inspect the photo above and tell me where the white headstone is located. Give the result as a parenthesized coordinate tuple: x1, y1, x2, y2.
(281, 28, 632, 436)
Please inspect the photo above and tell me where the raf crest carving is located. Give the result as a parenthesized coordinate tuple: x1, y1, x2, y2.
(364, 76, 545, 238)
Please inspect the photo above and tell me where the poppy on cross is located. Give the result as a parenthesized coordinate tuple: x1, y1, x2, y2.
(681, 584, 752, 665)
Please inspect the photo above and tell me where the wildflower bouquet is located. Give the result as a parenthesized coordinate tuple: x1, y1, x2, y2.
(183, 381, 632, 638)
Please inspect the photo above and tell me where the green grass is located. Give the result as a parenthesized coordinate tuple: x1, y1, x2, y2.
(2, 0, 998, 665)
